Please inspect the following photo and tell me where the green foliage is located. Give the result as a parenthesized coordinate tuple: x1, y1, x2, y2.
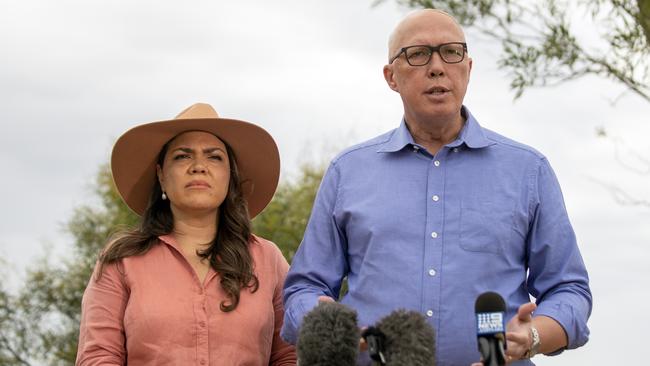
(381, 0, 650, 101)
(0, 270, 36, 366)
(0, 164, 140, 365)
(0, 161, 325, 364)
(253, 163, 326, 262)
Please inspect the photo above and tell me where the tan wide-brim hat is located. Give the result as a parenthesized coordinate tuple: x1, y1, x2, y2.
(111, 103, 280, 219)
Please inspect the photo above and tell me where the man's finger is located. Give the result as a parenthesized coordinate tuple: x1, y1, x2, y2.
(318, 295, 335, 303)
(506, 331, 529, 344)
(516, 302, 537, 321)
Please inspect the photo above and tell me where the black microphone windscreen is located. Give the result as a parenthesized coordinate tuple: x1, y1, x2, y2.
(297, 301, 359, 366)
(475, 292, 506, 338)
(475, 291, 506, 313)
(375, 309, 436, 366)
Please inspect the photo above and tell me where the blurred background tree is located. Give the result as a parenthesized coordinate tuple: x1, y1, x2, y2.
(0, 162, 325, 365)
(0, 166, 139, 365)
(252, 163, 326, 262)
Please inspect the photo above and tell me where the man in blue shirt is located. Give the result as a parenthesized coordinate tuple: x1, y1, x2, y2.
(282, 9, 591, 365)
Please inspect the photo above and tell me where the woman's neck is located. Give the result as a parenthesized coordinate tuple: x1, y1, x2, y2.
(171, 211, 218, 253)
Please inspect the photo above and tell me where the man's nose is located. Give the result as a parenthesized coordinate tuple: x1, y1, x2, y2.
(427, 52, 445, 78)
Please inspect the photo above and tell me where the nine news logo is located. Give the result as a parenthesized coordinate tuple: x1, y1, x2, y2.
(476, 312, 504, 335)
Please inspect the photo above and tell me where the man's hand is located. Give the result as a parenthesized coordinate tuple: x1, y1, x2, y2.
(318, 295, 335, 303)
(471, 302, 536, 366)
(505, 302, 536, 361)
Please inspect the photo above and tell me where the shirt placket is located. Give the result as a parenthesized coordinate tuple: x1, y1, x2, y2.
(422, 147, 447, 327)
(194, 285, 209, 365)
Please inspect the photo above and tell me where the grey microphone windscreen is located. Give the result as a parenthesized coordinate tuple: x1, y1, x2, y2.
(376, 309, 436, 366)
(297, 301, 359, 366)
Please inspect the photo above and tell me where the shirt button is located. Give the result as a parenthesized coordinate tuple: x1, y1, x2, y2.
(432, 195, 439, 202)
(428, 269, 436, 276)
(453, 147, 459, 153)
(434, 160, 440, 167)
(426, 310, 434, 317)
(200, 360, 206, 365)
(431, 231, 438, 239)
(413, 145, 420, 152)
(199, 321, 206, 327)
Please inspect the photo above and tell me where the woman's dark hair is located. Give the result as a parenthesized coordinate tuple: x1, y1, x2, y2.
(98, 135, 259, 312)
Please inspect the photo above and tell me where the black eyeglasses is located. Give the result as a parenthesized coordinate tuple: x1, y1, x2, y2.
(389, 42, 468, 66)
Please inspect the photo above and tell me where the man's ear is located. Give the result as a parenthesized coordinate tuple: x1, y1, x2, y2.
(383, 64, 399, 92)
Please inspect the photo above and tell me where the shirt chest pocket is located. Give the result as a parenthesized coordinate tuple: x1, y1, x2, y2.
(459, 197, 514, 254)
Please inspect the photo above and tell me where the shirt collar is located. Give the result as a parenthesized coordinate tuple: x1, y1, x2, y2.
(377, 106, 494, 153)
(376, 118, 416, 153)
(448, 107, 495, 149)
(159, 234, 179, 250)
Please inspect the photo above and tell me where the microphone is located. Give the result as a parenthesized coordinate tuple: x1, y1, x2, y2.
(363, 309, 436, 366)
(297, 301, 360, 366)
(475, 292, 507, 366)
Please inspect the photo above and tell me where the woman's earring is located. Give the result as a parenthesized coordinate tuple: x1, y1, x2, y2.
(162, 191, 167, 200)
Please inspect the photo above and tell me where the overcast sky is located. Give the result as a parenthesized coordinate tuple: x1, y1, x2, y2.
(1, 0, 649, 364)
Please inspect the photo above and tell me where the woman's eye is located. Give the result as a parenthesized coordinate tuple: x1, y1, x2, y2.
(173, 154, 190, 160)
(209, 155, 224, 161)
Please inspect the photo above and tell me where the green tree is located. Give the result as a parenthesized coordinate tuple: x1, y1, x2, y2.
(0, 162, 324, 365)
(252, 163, 326, 262)
(0, 165, 139, 365)
(382, 0, 650, 101)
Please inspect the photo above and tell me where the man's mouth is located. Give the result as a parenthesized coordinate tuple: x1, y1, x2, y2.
(426, 86, 450, 95)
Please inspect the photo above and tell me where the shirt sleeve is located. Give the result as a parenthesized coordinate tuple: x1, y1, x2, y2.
(269, 245, 298, 365)
(76, 261, 128, 366)
(526, 157, 592, 352)
(281, 162, 349, 344)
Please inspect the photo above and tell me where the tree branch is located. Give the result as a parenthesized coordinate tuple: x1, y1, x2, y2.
(0, 333, 33, 366)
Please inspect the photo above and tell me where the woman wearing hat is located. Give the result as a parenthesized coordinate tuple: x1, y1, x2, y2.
(76, 103, 296, 365)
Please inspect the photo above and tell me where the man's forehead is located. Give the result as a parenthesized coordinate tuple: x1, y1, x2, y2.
(410, 9, 461, 24)
(387, 9, 466, 59)
(401, 11, 462, 35)
(390, 10, 465, 45)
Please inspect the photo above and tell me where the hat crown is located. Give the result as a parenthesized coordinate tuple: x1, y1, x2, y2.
(175, 103, 220, 119)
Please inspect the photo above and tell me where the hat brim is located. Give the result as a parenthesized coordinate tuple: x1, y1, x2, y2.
(111, 117, 280, 219)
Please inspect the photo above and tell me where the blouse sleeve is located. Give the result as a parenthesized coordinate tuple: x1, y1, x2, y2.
(269, 247, 297, 366)
(76, 261, 129, 366)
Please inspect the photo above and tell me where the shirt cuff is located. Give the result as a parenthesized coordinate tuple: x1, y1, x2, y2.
(281, 295, 320, 345)
(534, 300, 590, 354)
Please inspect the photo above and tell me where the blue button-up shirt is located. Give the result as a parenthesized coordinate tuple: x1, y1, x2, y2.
(282, 108, 591, 366)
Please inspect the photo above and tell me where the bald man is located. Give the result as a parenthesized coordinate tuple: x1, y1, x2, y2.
(282, 10, 591, 365)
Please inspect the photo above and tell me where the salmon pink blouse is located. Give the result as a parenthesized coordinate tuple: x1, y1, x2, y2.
(76, 234, 296, 366)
